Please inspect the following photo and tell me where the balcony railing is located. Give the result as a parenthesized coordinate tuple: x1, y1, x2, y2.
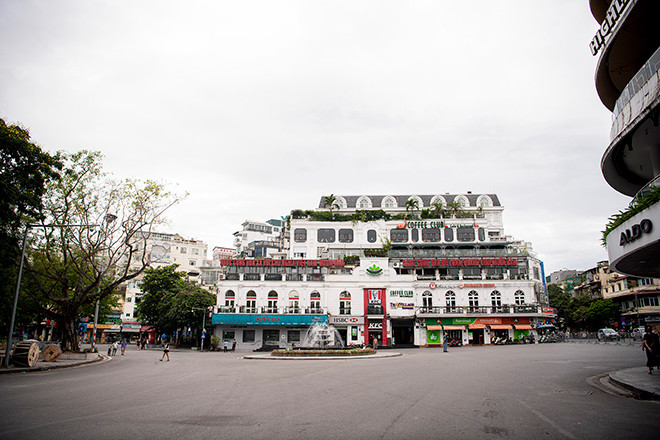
(367, 305, 384, 315)
(416, 305, 540, 315)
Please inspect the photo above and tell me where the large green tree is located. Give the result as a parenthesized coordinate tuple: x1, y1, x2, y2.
(20, 150, 184, 351)
(0, 119, 61, 334)
(136, 265, 215, 345)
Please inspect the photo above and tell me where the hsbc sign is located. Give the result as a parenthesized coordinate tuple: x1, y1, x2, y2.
(329, 316, 364, 325)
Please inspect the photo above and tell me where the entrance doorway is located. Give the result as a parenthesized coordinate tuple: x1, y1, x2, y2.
(336, 328, 347, 346)
(469, 329, 484, 345)
(391, 319, 414, 346)
(263, 330, 280, 349)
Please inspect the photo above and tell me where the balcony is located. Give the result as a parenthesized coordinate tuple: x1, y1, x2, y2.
(416, 305, 538, 315)
(367, 305, 384, 315)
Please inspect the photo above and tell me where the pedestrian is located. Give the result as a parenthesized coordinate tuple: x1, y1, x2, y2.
(112, 341, 118, 356)
(141, 339, 146, 350)
(231, 340, 236, 352)
(160, 341, 170, 361)
(443, 335, 448, 353)
(121, 339, 128, 355)
(223, 340, 229, 353)
(642, 326, 659, 374)
(372, 336, 378, 353)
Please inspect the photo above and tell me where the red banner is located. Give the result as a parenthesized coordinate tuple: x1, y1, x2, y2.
(401, 258, 517, 268)
(218, 258, 345, 268)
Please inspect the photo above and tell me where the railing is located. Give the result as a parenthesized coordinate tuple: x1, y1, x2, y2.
(244, 273, 260, 281)
(217, 306, 236, 313)
(226, 273, 240, 280)
(264, 274, 283, 281)
(416, 305, 540, 315)
(367, 305, 384, 315)
(286, 274, 303, 281)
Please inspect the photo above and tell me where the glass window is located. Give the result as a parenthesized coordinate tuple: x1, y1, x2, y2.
(514, 290, 525, 305)
(318, 229, 336, 243)
(444, 228, 453, 242)
(294, 228, 307, 243)
(457, 227, 475, 242)
(367, 230, 377, 243)
(411, 229, 419, 242)
(422, 291, 433, 308)
(422, 228, 441, 242)
(445, 291, 456, 307)
(491, 291, 501, 307)
(390, 229, 408, 243)
(181, 247, 187, 254)
(339, 229, 354, 243)
(242, 330, 255, 343)
(287, 330, 300, 342)
(478, 228, 485, 241)
(468, 290, 479, 307)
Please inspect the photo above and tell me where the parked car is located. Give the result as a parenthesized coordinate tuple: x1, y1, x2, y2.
(631, 327, 646, 341)
(597, 328, 620, 341)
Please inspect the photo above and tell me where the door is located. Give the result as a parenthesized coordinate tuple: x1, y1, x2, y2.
(263, 330, 280, 348)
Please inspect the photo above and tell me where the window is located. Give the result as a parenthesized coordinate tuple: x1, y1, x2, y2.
(490, 291, 501, 307)
(357, 197, 371, 209)
(514, 290, 525, 305)
(287, 330, 300, 343)
(340, 291, 351, 315)
(242, 330, 255, 343)
(367, 230, 377, 243)
(339, 229, 354, 243)
(126, 297, 132, 302)
(317, 229, 336, 243)
(446, 291, 456, 308)
(411, 229, 419, 242)
(383, 196, 396, 209)
(422, 291, 433, 308)
(294, 228, 307, 243)
(310, 291, 321, 312)
(468, 291, 479, 307)
(192, 248, 199, 255)
(444, 228, 454, 242)
(181, 247, 187, 254)
(422, 228, 441, 242)
(457, 227, 475, 242)
(478, 228, 485, 241)
(189, 260, 196, 266)
(223, 331, 235, 340)
(267, 291, 278, 313)
(125, 313, 131, 317)
(390, 229, 408, 243)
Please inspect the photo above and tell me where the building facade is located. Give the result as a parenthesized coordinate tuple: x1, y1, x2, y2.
(211, 194, 553, 350)
(591, 0, 660, 277)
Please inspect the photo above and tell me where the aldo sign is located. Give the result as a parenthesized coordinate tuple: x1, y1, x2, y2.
(620, 219, 652, 246)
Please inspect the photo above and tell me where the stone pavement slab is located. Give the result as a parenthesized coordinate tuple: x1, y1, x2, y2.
(610, 366, 660, 399)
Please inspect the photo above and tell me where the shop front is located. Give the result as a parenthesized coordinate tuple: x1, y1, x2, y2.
(211, 313, 327, 351)
(328, 316, 364, 347)
(364, 288, 387, 346)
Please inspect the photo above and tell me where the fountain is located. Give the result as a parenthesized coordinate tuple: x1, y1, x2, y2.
(303, 323, 345, 348)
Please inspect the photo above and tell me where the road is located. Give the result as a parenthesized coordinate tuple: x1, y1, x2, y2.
(0, 343, 657, 440)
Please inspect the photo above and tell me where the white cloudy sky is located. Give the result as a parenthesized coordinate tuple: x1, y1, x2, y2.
(0, 0, 629, 274)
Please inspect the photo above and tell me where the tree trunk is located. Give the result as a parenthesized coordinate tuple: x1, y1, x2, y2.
(60, 317, 80, 352)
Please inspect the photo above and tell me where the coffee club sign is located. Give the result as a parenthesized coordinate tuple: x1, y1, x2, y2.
(397, 219, 478, 229)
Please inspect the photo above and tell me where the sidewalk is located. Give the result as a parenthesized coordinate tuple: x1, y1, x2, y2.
(609, 366, 660, 400)
(0, 353, 108, 375)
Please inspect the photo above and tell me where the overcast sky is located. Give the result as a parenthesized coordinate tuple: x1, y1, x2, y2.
(0, 1, 629, 274)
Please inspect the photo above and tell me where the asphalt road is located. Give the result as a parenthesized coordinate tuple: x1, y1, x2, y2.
(0, 343, 657, 440)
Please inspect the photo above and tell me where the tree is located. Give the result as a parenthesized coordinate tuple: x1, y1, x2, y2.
(136, 265, 214, 345)
(0, 119, 61, 334)
(430, 200, 444, 218)
(323, 194, 339, 212)
(20, 150, 184, 351)
(445, 200, 464, 218)
(405, 198, 419, 218)
(587, 299, 619, 328)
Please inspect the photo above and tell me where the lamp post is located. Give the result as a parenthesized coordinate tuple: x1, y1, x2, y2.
(3, 223, 96, 369)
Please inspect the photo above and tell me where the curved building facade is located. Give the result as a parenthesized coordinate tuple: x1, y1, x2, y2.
(591, 0, 660, 276)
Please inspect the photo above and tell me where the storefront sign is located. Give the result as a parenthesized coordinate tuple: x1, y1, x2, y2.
(366, 263, 383, 276)
(366, 289, 383, 305)
(619, 219, 652, 246)
(217, 258, 345, 267)
(390, 302, 414, 310)
(404, 220, 477, 229)
(401, 258, 517, 268)
(458, 283, 495, 289)
(390, 290, 414, 297)
(211, 314, 327, 326)
(541, 306, 557, 315)
(590, 0, 630, 56)
(328, 316, 364, 325)
(368, 321, 383, 330)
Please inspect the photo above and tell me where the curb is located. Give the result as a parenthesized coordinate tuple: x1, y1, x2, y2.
(609, 368, 660, 400)
(243, 352, 403, 360)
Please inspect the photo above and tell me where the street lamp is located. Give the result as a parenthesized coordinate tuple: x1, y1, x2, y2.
(3, 223, 97, 369)
(191, 307, 209, 351)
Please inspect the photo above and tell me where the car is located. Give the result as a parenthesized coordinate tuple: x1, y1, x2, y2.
(631, 327, 646, 341)
(597, 328, 620, 341)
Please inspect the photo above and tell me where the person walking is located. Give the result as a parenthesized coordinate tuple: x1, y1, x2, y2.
(112, 341, 118, 356)
(121, 339, 128, 355)
(443, 335, 448, 353)
(160, 341, 170, 361)
(372, 336, 378, 353)
(642, 326, 659, 374)
(231, 340, 236, 352)
(223, 340, 229, 353)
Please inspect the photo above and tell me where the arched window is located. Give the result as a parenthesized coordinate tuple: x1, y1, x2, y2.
(490, 290, 501, 307)
(246, 290, 257, 313)
(455, 195, 470, 207)
(339, 291, 351, 315)
(289, 290, 299, 313)
(224, 290, 235, 311)
(310, 291, 321, 313)
(382, 196, 397, 209)
(468, 290, 479, 308)
(445, 291, 456, 310)
(514, 290, 525, 305)
(267, 291, 278, 313)
(477, 195, 493, 208)
(430, 195, 446, 209)
(422, 291, 433, 309)
(357, 196, 372, 210)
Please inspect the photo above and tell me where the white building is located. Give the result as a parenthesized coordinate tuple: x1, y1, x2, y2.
(211, 194, 553, 351)
(233, 219, 284, 258)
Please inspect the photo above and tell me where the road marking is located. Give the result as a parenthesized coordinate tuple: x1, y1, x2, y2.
(517, 399, 576, 439)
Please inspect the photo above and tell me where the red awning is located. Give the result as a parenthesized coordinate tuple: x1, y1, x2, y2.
(442, 325, 465, 330)
(427, 325, 443, 330)
(468, 323, 487, 329)
(514, 325, 533, 330)
(489, 324, 512, 330)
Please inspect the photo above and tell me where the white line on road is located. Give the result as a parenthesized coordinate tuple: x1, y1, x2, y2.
(517, 399, 577, 439)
